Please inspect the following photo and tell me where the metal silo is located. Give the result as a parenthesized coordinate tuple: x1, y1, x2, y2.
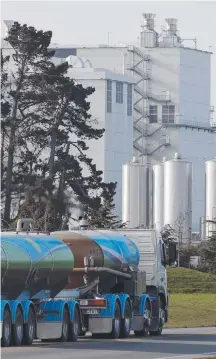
(163, 153, 192, 243)
(205, 157, 216, 238)
(122, 157, 148, 228)
(152, 158, 166, 231)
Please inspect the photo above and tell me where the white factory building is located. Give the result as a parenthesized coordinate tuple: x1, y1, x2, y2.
(2, 15, 216, 238)
(65, 65, 134, 218)
(51, 14, 216, 234)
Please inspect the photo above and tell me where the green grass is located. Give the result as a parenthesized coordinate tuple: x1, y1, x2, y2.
(167, 267, 216, 293)
(166, 293, 216, 328)
(165, 268, 216, 328)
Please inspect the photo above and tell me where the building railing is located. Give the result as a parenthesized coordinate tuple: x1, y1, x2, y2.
(164, 119, 216, 131)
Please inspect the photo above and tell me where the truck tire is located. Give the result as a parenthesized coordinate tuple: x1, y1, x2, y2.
(59, 308, 70, 342)
(92, 301, 122, 340)
(1, 307, 12, 347)
(12, 307, 24, 346)
(68, 306, 80, 342)
(134, 300, 151, 337)
(120, 300, 131, 338)
(109, 301, 121, 339)
(23, 307, 36, 345)
(149, 298, 164, 336)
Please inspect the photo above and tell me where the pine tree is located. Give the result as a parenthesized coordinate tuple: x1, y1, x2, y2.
(87, 182, 126, 229)
(2, 22, 54, 225)
(1, 51, 11, 198)
(3, 21, 123, 231)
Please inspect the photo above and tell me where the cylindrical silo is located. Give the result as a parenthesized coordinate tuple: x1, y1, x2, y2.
(163, 153, 192, 243)
(205, 157, 216, 238)
(199, 216, 206, 241)
(122, 157, 148, 228)
(152, 158, 166, 231)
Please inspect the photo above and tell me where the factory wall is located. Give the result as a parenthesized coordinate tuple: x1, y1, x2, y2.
(66, 68, 134, 219)
(179, 48, 211, 125)
(76, 47, 127, 74)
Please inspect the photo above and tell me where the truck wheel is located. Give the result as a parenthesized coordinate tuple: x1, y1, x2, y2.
(12, 307, 24, 346)
(1, 307, 12, 347)
(149, 298, 164, 336)
(120, 301, 131, 338)
(68, 306, 80, 342)
(60, 308, 69, 342)
(23, 307, 36, 345)
(134, 300, 151, 337)
(109, 301, 121, 339)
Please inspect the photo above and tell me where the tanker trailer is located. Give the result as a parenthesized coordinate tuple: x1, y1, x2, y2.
(51, 228, 177, 339)
(0, 232, 81, 347)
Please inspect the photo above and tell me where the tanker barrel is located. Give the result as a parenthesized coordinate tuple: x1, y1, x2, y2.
(51, 229, 139, 292)
(1, 233, 75, 300)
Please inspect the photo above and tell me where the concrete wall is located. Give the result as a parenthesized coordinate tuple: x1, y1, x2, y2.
(67, 68, 134, 218)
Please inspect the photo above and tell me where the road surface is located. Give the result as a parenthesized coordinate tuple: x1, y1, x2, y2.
(2, 327, 216, 359)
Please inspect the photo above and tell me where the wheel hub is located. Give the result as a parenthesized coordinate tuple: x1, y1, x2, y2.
(144, 309, 151, 327)
(159, 308, 165, 326)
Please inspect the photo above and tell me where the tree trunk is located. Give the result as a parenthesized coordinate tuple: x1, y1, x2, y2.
(3, 59, 27, 225)
(1, 127, 5, 181)
(48, 128, 57, 180)
(58, 142, 70, 196)
(3, 118, 17, 224)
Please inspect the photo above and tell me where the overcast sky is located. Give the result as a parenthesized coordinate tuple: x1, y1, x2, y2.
(2, 0, 216, 111)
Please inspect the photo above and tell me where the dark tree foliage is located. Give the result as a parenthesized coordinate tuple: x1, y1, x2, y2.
(2, 22, 54, 225)
(2, 22, 120, 230)
(87, 181, 126, 229)
(198, 222, 216, 274)
(1, 51, 11, 189)
(179, 245, 199, 268)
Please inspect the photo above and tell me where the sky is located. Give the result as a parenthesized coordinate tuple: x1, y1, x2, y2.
(1, 0, 216, 111)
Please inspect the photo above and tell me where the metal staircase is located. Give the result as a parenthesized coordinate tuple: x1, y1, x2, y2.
(127, 44, 171, 159)
(133, 136, 170, 156)
(128, 45, 151, 61)
(128, 66, 151, 80)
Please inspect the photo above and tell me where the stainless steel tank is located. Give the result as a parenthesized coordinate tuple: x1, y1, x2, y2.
(163, 153, 192, 243)
(152, 157, 166, 231)
(205, 157, 216, 238)
(122, 157, 149, 228)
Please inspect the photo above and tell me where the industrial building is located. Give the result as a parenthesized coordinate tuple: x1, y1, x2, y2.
(65, 65, 134, 218)
(2, 15, 216, 239)
(51, 13, 216, 235)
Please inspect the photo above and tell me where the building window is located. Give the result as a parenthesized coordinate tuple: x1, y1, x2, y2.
(107, 80, 112, 113)
(162, 105, 175, 123)
(149, 106, 158, 123)
(116, 81, 123, 104)
(127, 84, 132, 116)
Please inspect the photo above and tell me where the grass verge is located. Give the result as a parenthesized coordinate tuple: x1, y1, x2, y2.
(167, 268, 216, 294)
(165, 293, 216, 328)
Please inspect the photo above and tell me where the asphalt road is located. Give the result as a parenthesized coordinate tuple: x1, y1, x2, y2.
(2, 327, 216, 359)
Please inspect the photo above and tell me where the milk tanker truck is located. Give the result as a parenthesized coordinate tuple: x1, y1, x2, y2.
(0, 219, 177, 347)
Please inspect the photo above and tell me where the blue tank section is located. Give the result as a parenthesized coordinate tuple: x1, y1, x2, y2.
(84, 230, 140, 270)
(1, 233, 74, 300)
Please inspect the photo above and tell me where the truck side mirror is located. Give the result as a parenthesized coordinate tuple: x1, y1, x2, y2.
(168, 242, 177, 266)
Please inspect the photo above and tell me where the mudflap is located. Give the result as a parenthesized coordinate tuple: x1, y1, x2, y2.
(149, 296, 160, 331)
